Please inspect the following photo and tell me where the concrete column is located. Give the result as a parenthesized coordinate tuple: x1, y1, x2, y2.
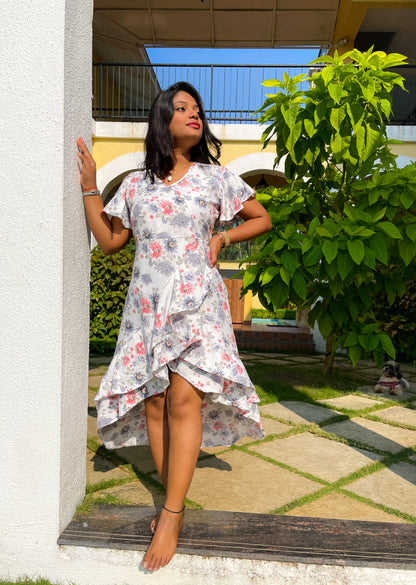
(0, 0, 92, 577)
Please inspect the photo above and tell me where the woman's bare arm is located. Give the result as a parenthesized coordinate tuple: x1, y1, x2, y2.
(209, 197, 272, 267)
(77, 137, 131, 255)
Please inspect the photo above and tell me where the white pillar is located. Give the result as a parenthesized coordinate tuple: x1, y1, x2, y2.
(0, 0, 92, 577)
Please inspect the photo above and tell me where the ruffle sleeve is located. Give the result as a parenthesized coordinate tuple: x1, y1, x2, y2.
(219, 167, 256, 224)
(102, 176, 132, 229)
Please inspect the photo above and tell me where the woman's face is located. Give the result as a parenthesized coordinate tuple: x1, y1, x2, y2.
(169, 91, 203, 148)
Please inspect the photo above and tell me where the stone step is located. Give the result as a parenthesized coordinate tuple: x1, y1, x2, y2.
(234, 324, 315, 353)
(59, 505, 416, 568)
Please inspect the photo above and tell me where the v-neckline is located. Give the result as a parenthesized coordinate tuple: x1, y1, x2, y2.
(161, 162, 195, 186)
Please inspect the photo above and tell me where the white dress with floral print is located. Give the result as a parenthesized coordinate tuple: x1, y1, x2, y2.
(96, 162, 264, 449)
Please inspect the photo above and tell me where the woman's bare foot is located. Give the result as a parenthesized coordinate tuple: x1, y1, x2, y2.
(150, 512, 160, 535)
(142, 505, 185, 571)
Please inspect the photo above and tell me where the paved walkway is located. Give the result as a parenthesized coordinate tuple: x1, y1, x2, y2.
(86, 353, 416, 524)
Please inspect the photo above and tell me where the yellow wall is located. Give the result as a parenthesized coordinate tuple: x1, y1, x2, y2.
(92, 138, 145, 171)
(92, 133, 274, 172)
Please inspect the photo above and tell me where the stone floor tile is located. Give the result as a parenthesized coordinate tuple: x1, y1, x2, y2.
(375, 406, 416, 428)
(88, 365, 109, 375)
(116, 445, 157, 474)
(260, 401, 337, 425)
(88, 375, 103, 388)
(358, 385, 409, 402)
(261, 417, 292, 437)
(98, 480, 164, 507)
(288, 492, 407, 523)
(259, 359, 294, 365)
(86, 448, 131, 484)
(322, 417, 416, 454)
(248, 433, 379, 482)
(88, 389, 97, 409)
(87, 412, 99, 438)
(89, 356, 112, 367)
(284, 356, 321, 363)
(346, 463, 416, 516)
(186, 450, 321, 513)
(240, 353, 267, 360)
(318, 395, 384, 411)
(355, 359, 378, 368)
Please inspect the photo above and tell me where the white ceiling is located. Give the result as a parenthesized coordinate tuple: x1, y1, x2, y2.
(93, 1, 416, 64)
(93, 0, 340, 60)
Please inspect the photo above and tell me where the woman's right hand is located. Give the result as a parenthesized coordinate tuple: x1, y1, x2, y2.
(77, 137, 97, 192)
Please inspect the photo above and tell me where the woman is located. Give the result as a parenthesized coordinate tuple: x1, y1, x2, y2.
(77, 81, 271, 571)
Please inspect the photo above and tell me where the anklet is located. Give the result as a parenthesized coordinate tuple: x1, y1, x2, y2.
(162, 504, 185, 514)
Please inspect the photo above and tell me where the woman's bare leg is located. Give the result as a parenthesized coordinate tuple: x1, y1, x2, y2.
(142, 372, 204, 571)
(145, 392, 169, 533)
(145, 391, 169, 487)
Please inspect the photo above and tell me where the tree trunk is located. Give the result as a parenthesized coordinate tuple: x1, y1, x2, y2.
(322, 333, 335, 374)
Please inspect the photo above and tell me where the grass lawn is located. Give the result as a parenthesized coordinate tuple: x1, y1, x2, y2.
(246, 361, 371, 405)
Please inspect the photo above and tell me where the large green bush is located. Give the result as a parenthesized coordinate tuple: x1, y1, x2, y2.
(374, 280, 416, 364)
(89, 239, 135, 354)
(243, 48, 416, 372)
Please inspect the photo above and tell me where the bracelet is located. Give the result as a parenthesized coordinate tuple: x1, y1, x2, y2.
(213, 231, 231, 248)
(83, 188, 100, 196)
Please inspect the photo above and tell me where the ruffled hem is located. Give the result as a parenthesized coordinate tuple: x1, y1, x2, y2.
(97, 353, 264, 449)
(95, 269, 264, 449)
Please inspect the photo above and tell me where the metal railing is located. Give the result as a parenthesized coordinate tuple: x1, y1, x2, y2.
(92, 63, 416, 125)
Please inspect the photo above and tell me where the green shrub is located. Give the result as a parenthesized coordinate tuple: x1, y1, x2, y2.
(89, 240, 135, 353)
(374, 280, 416, 364)
(251, 308, 296, 320)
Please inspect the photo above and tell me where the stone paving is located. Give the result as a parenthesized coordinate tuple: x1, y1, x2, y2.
(86, 352, 416, 525)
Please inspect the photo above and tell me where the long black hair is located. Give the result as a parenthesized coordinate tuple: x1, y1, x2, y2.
(144, 81, 221, 183)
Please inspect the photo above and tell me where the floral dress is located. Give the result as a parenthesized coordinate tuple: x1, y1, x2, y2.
(96, 162, 264, 449)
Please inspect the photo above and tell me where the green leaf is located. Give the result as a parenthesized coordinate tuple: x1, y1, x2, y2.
(337, 252, 354, 280)
(349, 345, 362, 366)
(398, 240, 416, 266)
(280, 266, 290, 286)
(281, 250, 300, 276)
(328, 82, 343, 104)
(322, 239, 339, 264)
(304, 118, 317, 138)
(344, 332, 358, 347)
(261, 265, 280, 285)
(363, 124, 382, 160)
(348, 302, 359, 321)
(271, 280, 289, 311)
(303, 245, 322, 267)
(378, 333, 396, 359)
(355, 124, 366, 157)
(281, 103, 299, 129)
(363, 246, 376, 269)
(292, 271, 307, 300)
(377, 222, 403, 239)
(347, 239, 365, 265)
(372, 207, 387, 222)
(358, 286, 372, 310)
(400, 191, 414, 209)
(262, 79, 285, 88)
(286, 121, 303, 161)
(406, 224, 416, 242)
(369, 232, 388, 264)
(322, 66, 335, 86)
(330, 105, 346, 132)
(318, 311, 333, 339)
(243, 265, 260, 287)
(346, 102, 363, 130)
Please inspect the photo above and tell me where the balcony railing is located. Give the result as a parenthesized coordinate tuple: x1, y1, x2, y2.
(92, 63, 416, 125)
